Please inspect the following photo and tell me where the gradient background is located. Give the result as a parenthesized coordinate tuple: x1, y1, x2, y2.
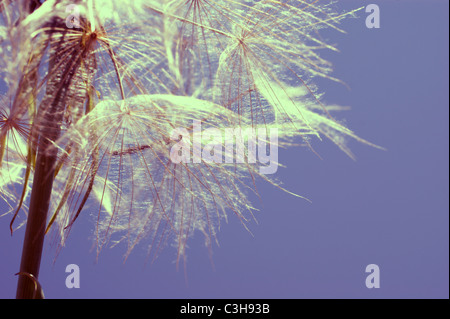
(0, 0, 448, 299)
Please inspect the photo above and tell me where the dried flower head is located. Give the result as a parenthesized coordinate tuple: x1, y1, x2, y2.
(0, 0, 378, 270)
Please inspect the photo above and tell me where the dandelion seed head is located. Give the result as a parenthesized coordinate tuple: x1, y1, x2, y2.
(1, 0, 377, 266)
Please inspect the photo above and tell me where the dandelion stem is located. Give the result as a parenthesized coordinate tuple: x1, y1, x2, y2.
(16, 15, 86, 299)
(15, 141, 56, 299)
(14, 0, 45, 299)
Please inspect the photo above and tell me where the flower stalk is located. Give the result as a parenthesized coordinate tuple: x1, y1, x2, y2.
(16, 14, 89, 298)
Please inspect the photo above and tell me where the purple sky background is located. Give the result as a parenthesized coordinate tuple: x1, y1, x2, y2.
(0, 0, 448, 298)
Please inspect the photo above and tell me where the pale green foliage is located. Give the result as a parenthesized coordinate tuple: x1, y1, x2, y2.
(0, 0, 374, 263)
